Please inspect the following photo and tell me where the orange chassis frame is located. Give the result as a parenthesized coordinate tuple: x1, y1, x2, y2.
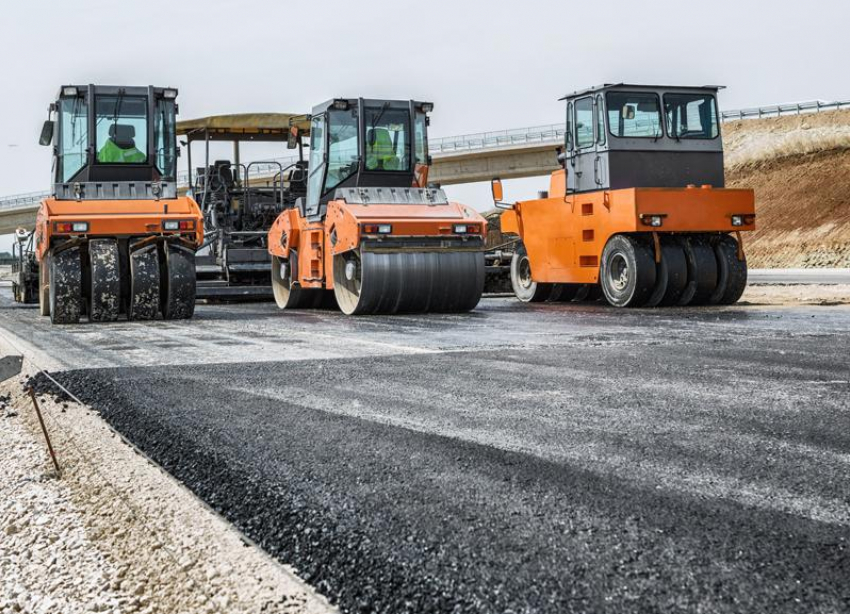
(268, 199, 487, 289)
(35, 196, 204, 259)
(501, 170, 756, 285)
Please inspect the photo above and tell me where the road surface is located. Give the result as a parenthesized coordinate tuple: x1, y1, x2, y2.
(3, 292, 849, 613)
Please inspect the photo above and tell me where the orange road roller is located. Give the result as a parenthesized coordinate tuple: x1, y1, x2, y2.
(268, 98, 486, 315)
(35, 85, 203, 324)
(496, 84, 755, 308)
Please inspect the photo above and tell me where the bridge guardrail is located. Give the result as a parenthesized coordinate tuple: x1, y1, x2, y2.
(2, 98, 848, 213)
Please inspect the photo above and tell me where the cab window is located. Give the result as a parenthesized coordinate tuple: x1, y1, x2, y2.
(95, 95, 148, 164)
(606, 92, 663, 139)
(59, 96, 88, 182)
(664, 94, 719, 139)
(364, 105, 411, 172)
(324, 108, 359, 192)
(575, 98, 594, 149)
(414, 112, 428, 165)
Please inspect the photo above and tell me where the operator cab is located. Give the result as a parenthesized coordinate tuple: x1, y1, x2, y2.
(299, 98, 433, 218)
(39, 85, 180, 200)
(560, 84, 724, 194)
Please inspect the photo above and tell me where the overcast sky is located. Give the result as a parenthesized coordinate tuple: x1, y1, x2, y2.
(1, 0, 848, 251)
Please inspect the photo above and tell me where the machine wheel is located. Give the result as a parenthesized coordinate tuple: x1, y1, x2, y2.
(87, 239, 121, 322)
(511, 244, 553, 302)
(128, 242, 161, 320)
(678, 236, 718, 306)
(162, 243, 196, 320)
(48, 247, 82, 324)
(645, 240, 688, 307)
(574, 284, 603, 302)
(39, 256, 50, 316)
(333, 248, 484, 315)
(709, 235, 748, 305)
(599, 235, 656, 308)
(271, 253, 325, 309)
(548, 283, 581, 302)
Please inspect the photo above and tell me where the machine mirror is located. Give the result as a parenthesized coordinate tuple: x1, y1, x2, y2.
(287, 126, 300, 150)
(622, 105, 636, 120)
(39, 120, 54, 146)
(491, 178, 504, 203)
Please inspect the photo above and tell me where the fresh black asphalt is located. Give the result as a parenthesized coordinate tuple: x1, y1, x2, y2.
(25, 301, 850, 614)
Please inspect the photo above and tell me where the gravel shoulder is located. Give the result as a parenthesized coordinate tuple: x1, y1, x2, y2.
(0, 350, 335, 614)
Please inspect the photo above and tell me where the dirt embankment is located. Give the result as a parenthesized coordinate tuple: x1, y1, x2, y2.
(724, 109, 850, 268)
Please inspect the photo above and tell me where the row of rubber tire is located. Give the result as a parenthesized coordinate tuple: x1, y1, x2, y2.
(514, 233, 747, 308)
(44, 239, 196, 324)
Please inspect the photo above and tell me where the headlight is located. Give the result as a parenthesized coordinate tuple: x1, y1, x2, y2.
(163, 220, 196, 231)
(454, 224, 469, 234)
(54, 221, 88, 233)
(640, 214, 665, 227)
(362, 224, 392, 234)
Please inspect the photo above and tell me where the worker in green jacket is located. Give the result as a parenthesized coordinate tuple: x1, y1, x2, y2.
(98, 124, 146, 163)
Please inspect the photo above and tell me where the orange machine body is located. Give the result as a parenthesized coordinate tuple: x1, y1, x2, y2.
(35, 196, 204, 260)
(501, 170, 755, 284)
(268, 199, 486, 289)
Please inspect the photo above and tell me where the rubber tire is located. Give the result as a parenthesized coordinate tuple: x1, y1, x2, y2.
(574, 284, 604, 302)
(162, 243, 196, 320)
(599, 235, 656, 308)
(645, 240, 689, 307)
(88, 239, 121, 322)
(511, 244, 553, 303)
(272, 253, 325, 310)
(678, 236, 718, 306)
(39, 256, 50, 316)
(548, 284, 582, 302)
(709, 235, 748, 305)
(128, 242, 161, 320)
(48, 247, 82, 324)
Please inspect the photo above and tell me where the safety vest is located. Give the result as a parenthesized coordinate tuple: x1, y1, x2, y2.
(97, 139, 146, 164)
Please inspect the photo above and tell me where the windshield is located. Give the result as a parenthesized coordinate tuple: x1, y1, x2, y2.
(664, 94, 719, 139)
(154, 99, 177, 178)
(95, 95, 148, 164)
(59, 97, 89, 182)
(364, 105, 411, 172)
(606, 92, 663, 139)
(324, 108, 359, 193)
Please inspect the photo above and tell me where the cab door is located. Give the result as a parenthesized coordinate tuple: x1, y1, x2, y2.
(572, 96, 600, 193)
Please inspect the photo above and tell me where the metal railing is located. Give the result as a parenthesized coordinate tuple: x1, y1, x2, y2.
(0, 190, 50, 211)
(2, 98, 849, 213)
(428, 123, 566, 153)
(721, 99, 850, 121)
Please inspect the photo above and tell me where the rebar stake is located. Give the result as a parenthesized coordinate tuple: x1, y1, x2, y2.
(27, 387, 61, 476)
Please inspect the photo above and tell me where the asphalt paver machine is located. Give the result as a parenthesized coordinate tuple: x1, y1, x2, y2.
(177, 114, 312, 299)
